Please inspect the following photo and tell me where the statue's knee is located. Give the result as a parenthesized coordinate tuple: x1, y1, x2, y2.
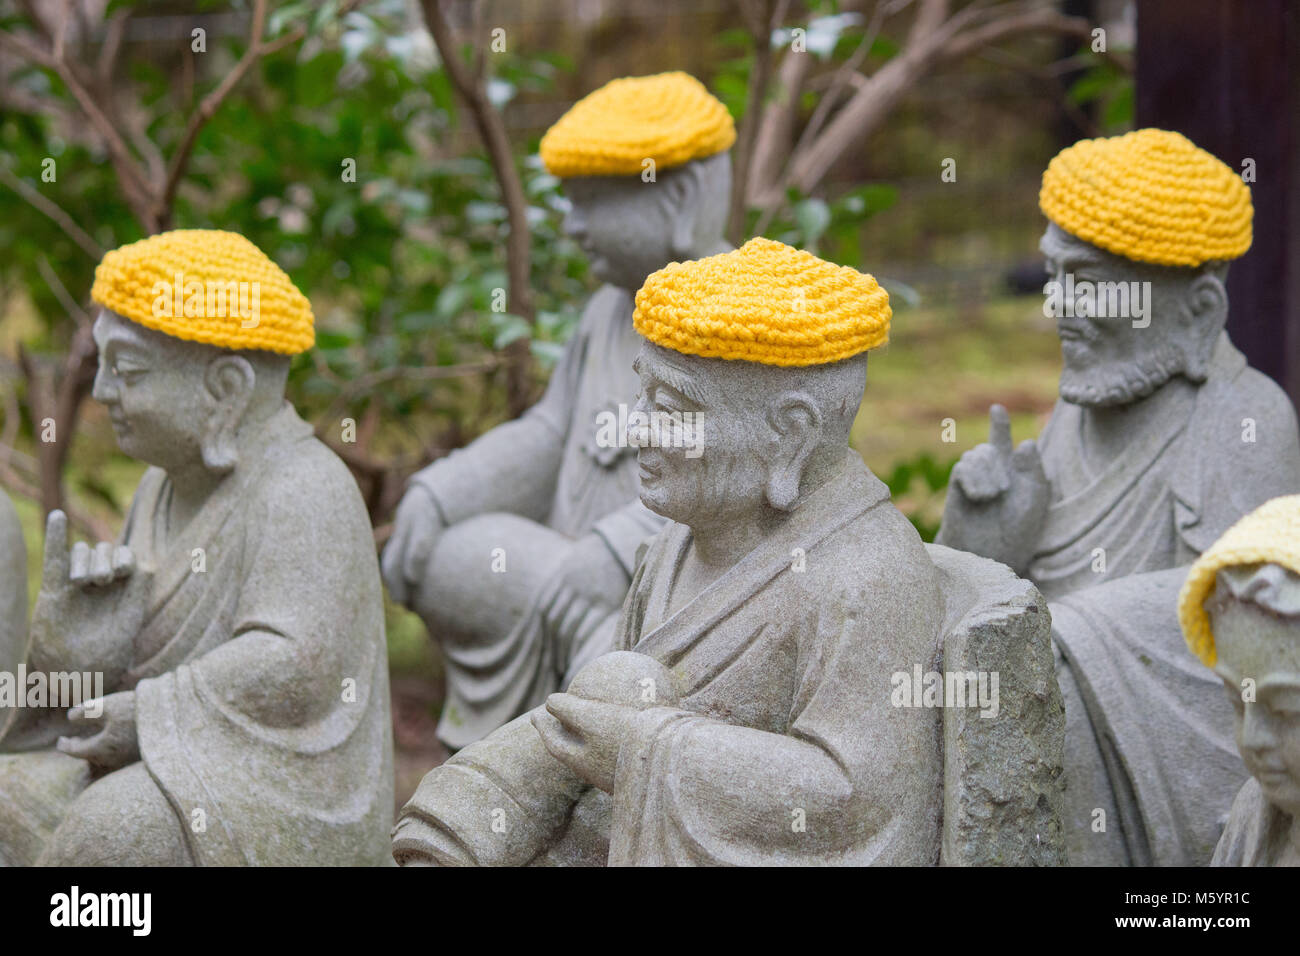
(39, 763, 189, 866)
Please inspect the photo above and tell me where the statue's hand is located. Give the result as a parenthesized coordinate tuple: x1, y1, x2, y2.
(28, 511, 151, 684)
(539, 534, 630, 644)
(381, 484, 444, 606)
(56, 690, 139, 771)
(937, 404, 1050, 576)
(531, 693, 634, 793)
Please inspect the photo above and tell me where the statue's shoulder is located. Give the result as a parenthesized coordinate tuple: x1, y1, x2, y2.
(579, 283, 634, 327)
(809, 472, 937, 600)
(1199, 335, 1298, 429)
(252, 418, 369, 521)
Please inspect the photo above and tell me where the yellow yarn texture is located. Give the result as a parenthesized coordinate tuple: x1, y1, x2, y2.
(1039, 128, 1253, 268)
(1179, 495, 1300, 668)
(633, 237, 891, 367)
(91, 229, 315, 355)
(539, 72, 735, 178)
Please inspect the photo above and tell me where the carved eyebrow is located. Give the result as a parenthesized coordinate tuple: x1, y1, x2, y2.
(651, 362, 707, 406)
(1040, 235, 1102, 271)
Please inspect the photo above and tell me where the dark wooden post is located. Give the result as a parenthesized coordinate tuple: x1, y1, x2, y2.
(1136, 0, 1300, 412)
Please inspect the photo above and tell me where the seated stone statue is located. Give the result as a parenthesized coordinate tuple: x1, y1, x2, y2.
(392, 237, 955, 865)
(0, 490, 24, 683)
(0, 230, 393, 866)
(1179, 496, 1300, 866)
(937, 129, 1300, 865)
(382, 72, 735, 749)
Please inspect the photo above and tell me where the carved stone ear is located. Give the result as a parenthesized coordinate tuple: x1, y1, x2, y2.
(1185, 273, 1229, 380)
(763, 393, 821, 512)
(200, 355, 255, 473)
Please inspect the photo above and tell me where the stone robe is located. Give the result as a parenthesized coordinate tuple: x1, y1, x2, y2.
(409, 284, 663, 747)
(1031, 334, 1300, 865)
(0, 405, 394, 865)
(1211, 778, 1297, 867)
(392, 455, 944, 865)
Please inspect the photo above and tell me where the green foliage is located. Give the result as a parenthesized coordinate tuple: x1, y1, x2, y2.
(0, 0, 589, 470)
(882, 452, 955, 542)
(755, 182, 898, 263)
(1067, 50, 1134, 133)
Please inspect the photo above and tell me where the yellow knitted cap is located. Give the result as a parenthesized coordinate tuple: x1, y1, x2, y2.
(1179, 496, 1300, 668)
(633, 237, 890, 367)
(91, 230, 314, 355)
(539, 72, 735, 178)
(1039, 128, 1253, 268)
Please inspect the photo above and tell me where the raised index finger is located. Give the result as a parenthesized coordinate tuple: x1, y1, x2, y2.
(988, 404, 1013, 457)
(42, 509, 71, 588)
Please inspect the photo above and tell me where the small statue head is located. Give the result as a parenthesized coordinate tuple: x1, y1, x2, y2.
(1038, 129, 1253, 407)
(1181, 496, 1300, 818)
(540, 72, 734, 291)
(627, 237, 891, 530)
(88, 229, 314, 475)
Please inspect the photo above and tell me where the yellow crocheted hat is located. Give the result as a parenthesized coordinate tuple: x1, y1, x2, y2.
(633, 237, 891, 367)
(1039, 128, 1253, 268)
(1179, 495, 1300, 668)
(539, 72, 735, 178)
(91, 230, 314, 355)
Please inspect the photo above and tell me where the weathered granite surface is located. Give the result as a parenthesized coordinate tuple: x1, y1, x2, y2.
(0, 308, 393, 866)
(1208, 563, 1300, 866)
(938, 221, 1300, 865)
(382, 151, 732, 748)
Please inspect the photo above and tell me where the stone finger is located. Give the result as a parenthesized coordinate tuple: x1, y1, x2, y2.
(69, 541, 91, 584)
(89, 541, 116, 585)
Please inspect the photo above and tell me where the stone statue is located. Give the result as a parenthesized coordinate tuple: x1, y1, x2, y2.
(937, 129, 1300, 865)
(1178, 496, 1300, 866)
(0, 230, 393, 866)
(393, 238, 1064, 866)
(381, 72, 735, 749)
(0, 490, 24, 687)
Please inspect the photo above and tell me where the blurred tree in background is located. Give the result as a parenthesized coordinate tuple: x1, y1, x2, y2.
(0, 0, 1132, 549)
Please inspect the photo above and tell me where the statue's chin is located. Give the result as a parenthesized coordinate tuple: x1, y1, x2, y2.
(1059, 354, 1185, 408)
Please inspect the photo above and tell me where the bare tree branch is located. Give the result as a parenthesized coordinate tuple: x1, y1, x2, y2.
(0, 161, 105, 260)
(727, 0, 791, 243)
(419, 0, 536, 416)
(159, 0, 270, 225)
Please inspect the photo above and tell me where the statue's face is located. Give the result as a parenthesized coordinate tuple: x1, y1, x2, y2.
(628, 343, 766, 527)
(91, 310, 211, 472)
(562, 176, 681, 290)
(561, 156, 730, 292)
(1211, 565, 1300, 819)
(1039, 223, 1218, 408)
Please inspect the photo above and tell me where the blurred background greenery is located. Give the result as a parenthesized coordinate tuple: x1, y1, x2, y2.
(0, 0, 1133, 799)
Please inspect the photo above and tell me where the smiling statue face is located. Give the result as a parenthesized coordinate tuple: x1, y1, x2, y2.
(1210, 564, 1300, 819)
(1039, 222, 1224, 408)
(628, 343, 767, 528)
(91, 310, 218, 472)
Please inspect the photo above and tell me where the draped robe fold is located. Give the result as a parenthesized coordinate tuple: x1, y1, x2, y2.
(1028, 334, 1300, 865)
(392, 456, 944, 866)
(1211, 778, 1297, 867)
(0, 405, 394, 866)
